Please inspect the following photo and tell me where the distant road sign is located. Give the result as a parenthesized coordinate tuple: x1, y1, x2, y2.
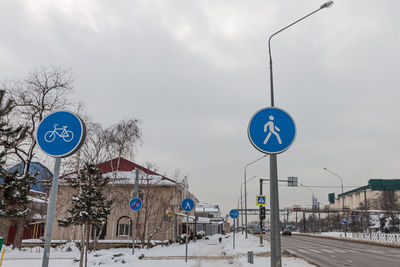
(181, 198, 194, 212)
(288, 177, 298, 187)
(229, 209, 239, 219)
(36, 111, 86, 158)
(342, 217, 347, 224)
(256, 195, 266, 206)
(248, 107, 296, 154)
(129, 197, 143, 211)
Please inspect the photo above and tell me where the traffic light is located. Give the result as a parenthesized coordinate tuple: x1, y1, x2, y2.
(260, 206, 266, 220)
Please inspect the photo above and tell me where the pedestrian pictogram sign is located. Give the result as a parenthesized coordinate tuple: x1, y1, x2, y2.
(256, 195, 266, 206)
(229, 209, 239, 219)
(248, 107, 296, 154)
(181, 198, 194, 212)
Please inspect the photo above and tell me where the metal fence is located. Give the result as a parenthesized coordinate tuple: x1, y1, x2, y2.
(348, 232, 400, 244)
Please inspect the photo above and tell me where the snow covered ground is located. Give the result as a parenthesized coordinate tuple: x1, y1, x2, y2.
(2, 233, 313, 266)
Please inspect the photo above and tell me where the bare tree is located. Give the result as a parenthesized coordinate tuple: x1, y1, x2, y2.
(62, 121, 109, 175)
(136, 163, 173, 248)
(0, 66, 73, 248)
(106, 119, 142, 161)
(2, 66, 74, 175)
(378, 191, 399, 232)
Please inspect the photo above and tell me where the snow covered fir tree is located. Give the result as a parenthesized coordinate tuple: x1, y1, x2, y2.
(0, 90, 36, 249)
(58, 163, 112, 267)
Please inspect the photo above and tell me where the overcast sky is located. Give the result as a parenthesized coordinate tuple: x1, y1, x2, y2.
(1, 0, 400, 217)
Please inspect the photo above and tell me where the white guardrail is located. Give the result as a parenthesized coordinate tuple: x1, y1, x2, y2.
(325, 232, 400, 244)
(351, 232, 400, 243)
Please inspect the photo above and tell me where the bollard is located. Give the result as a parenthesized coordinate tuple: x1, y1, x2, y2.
(0, 248, 5, 266)
(248, 251, 254, 264)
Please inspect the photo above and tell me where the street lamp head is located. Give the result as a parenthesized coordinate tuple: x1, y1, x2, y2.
(320, 1, 334, 9)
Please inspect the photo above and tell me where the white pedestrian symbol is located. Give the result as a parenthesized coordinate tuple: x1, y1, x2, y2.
(263, 116, 282, 145)
(185, 202, 192, 210)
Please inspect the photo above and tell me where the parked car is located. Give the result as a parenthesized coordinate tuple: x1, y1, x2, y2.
(253, 228, 261, 234)
(235, 226, 245, 232)
(282, 229, 292, 236)
(247, 228, 254, 234)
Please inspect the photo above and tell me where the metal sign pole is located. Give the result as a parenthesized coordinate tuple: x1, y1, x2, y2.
(259, 179, 263, 245)
(37, 111, 86, 267)
(132, 168, 139, 255)
(185, 212, 189, 262)
(270, 155, 281, 266)
(233, 219, 235, 250)
(42, 157, 61, 267)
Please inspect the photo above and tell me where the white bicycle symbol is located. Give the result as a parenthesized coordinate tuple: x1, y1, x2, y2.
(44, 124, 74, 142)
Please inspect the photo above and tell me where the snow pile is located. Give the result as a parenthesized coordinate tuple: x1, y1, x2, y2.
(232, 256, 314, 267)
(2, 234, 313, 267)
(223, 232, 270, 255)
(58, 242, 81, 254)
(88, 251, 139, 266)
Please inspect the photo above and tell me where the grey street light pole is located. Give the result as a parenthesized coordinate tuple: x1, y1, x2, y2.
(241, 175, 257, 234)
(323, 167, 346, 236)
(267, 2, 333, 266)
(244, 155, 267, 238)
(300, 184, 316, 232)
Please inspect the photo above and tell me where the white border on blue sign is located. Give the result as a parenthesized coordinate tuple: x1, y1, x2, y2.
(247, 106, 297, 155)
(36, 110, 86, 158)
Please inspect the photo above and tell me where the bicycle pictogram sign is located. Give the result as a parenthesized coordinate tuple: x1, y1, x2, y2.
(44, 124, 74, 142)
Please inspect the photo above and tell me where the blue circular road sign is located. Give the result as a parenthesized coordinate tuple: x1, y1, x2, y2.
(129, 197, 143, 211)
(181, 198, 194, 212)
(248, 107, 296, 154)
(36, 111, 86, 158)
(229, 209, 239, 219)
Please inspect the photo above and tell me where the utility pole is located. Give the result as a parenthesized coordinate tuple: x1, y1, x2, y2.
(132, 168, 139, 255)
(364, 189, 368, 232)
(240, 188, 243, 233)
(303, 211, 306, 232)
(287, 210, 289, 228)
(318, 202, 321, 232)
(259, 179, 264, 245)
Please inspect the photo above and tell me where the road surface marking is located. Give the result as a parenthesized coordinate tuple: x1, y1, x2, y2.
(334, 249, 346, 253)
(298, 249, 308, 254)
(321, 249, 334, 253)
(367, 249, 383, 253)
(285, 249, 297, 255)
(308, 249, 321, 254)
(330, 255, 336, 258)
(346, 260, 354, 263)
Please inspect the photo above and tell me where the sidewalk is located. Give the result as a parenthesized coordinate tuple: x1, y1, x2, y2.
(2, 233, 313, 266)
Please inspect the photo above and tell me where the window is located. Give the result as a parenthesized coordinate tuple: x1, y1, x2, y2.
(117, 216, 132, 236)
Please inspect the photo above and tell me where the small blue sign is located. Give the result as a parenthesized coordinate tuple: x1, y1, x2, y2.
(229, 209, 239, 219)
(129, 197, 143, 211)
(36, 111, 86, 158)
(248, 107, 296, 154)
(181, 198, 194, 212)
(342, 217, 347, 224)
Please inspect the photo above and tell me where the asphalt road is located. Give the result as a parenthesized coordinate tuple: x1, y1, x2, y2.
(268, 234, 400, 267)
